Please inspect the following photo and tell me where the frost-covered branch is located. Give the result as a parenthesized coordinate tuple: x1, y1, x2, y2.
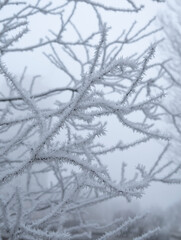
(0, 0, 178, 240)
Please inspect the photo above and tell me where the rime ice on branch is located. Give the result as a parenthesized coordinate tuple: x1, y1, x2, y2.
(0, 0, 179, 240)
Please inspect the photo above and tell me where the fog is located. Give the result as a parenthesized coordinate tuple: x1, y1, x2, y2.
(2, 0, 180, 210)
(0, 0, 181, 239)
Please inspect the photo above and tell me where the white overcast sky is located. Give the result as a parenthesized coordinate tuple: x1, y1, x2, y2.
(1, 0, 180, 215)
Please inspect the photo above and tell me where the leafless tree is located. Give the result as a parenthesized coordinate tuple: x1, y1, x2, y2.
(0, 0, 180, 239)
(159, 0, 181, 165)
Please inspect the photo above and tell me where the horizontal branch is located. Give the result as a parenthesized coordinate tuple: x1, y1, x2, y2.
(0, 87, 78, 102)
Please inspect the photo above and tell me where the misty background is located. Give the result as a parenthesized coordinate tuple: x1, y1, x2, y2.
(0, 0, 181, 233)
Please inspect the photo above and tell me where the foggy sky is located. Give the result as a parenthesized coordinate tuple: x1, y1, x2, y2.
(1, 0, 180, 214)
